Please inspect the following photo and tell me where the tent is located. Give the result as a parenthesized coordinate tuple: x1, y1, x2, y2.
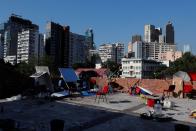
(173, 71, 191, 81)
(58, 68, 79, 90)
(59, 68, 79, 82)
(188, 72, 196, 81)
(30, 66, 53, 91)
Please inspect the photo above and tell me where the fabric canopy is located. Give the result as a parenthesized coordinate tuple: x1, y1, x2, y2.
(173, 71, 191, 81)
(183, 85, 193, 93)
(59, 68, 79, 82)
(188, 72, 196, 81)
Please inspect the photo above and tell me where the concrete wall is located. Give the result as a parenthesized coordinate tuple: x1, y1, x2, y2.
(92, 77, 172, 95)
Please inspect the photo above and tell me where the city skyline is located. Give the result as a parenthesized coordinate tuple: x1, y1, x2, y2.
(0, 0, 196, 54)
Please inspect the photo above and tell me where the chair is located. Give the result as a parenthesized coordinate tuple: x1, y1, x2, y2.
(163, 85, 175, 98)
(183, 85, 193, 98)
(95, 85, 109, 103)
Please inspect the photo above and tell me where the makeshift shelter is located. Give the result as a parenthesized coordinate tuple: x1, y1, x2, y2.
(173, 71, 196, 98)
(173, 71, 191, 81)
(188, 72, 196, 81)
(58, 68, 79, 90)
(30, 66, 53, 91)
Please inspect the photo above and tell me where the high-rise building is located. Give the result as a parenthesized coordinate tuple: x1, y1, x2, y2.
(115, 42, 124, 64)
(132, 42, 176, 60)
(45, 22, 70, 67)
(99, 44, 116, 63)
(144, 24, 155, 42)
(132, 35, 142, 43)
(98, 43, 124, 64)
(128, 42, 133, 53)
(0, 34, 3, 59)
(4, 15, 38, 61)
(69, 32, 86, 66)
(159, 35, 165, 43)
(132, 41, 143, 59)
(153, 27, 162, 42)
(38, 33, 45, 64)
(85, 28, 94, 49)
(17, 28, 39, 64)
(166, 21, 174, 44)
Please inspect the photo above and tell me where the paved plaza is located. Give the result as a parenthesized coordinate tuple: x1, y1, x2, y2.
(0, 93, 196, 131)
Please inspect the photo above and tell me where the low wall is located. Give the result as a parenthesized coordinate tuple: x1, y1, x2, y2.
(92, 77, 172, 95)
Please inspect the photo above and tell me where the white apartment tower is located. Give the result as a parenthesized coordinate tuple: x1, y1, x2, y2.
(17, 29, 39, 64)
(99, 44, 116, 63)
(144, 24, 155, 42)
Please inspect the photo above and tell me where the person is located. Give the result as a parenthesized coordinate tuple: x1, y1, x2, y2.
(130, 84, 137, 95)
(93, 83, 99, 92)
(108, 82, 113, 94)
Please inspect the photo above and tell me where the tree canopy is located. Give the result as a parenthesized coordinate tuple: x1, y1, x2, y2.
(155, 52, 196, 78)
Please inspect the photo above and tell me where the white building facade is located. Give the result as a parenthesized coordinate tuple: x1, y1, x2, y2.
(131, 42, 176, 60)
(121, 58, 161, 78)
(99, 44, 116, 63)
(17, 29, 39, 64)
(132, 41, 143, 58)
(144, 24, 155, 42)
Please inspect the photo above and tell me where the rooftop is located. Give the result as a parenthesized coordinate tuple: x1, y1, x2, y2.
(0, 93, 195, 130)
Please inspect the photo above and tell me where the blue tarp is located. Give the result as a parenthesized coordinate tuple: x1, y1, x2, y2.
(59, 68, 79, 82)
(81, 91, 96, 96)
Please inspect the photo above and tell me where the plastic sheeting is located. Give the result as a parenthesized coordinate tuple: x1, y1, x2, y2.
(59, 68, 79, 82)
(173, 71, 191, 81)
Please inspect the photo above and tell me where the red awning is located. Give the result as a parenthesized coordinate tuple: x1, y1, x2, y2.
(188, 72, 196, 81)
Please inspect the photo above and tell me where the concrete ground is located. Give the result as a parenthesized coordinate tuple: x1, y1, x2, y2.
(0, 93, 196, 131)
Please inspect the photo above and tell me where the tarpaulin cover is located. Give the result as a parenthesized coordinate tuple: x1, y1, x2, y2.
(188, 72, 196, 81)
(183, 85, 193, 93)
(173, 71, 191, 81)
(59, 68, 79, 82)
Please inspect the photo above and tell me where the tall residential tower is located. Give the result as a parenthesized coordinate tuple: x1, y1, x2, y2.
(166, 21, 174, 44)
(45, 22, 70, 67)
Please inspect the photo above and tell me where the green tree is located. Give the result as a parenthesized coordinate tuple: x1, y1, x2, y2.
(102, 60, 121, 77)
(15, 62, 35, 77)
(156, 52, 196, 78)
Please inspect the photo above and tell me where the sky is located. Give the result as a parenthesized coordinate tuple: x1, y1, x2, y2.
(0, 0, 196, 54)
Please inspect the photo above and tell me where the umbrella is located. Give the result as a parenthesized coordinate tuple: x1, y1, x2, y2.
(173, 71, 191, 81)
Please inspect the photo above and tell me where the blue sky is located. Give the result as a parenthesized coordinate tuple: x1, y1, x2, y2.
(0, 0, 196, 54)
